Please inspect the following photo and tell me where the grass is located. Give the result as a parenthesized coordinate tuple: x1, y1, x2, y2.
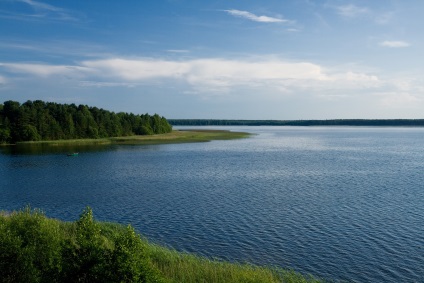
(110, 130, 251, 145)
(147, 244, 320, 283)
(13, 130, 251, 146)
(0, 207, 323, 283)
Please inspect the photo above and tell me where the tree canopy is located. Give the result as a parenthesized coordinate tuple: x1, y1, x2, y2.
(0, 100, 172, 144)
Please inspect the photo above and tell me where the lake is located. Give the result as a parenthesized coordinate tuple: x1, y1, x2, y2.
(1, 126, 423, 282)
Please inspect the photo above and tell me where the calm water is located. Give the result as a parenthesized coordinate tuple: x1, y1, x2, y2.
(1, 126, 424, 282)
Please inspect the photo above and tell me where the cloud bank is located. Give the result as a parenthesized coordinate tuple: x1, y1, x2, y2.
(0, 57, 380, 95)
(4, 58, 423, 111)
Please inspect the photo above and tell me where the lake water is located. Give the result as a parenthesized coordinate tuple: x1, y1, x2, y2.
(1, 126, 424, 282)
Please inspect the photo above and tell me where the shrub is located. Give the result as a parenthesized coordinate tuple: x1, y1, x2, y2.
(0, 207, 63, 282)
(0, 207, 164, 283)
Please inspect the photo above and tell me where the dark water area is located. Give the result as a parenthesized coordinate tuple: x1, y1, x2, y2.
(1, 126, 423, 282)
(1, 143, 111, 155)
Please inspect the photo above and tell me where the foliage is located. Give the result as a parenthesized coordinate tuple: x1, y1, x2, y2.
(0, 207, 163, 283)
(0, 208, 322, 283)
(0, 207, 63, 282)
(0, 100, 172, 144)
(146, 244, 322, 283)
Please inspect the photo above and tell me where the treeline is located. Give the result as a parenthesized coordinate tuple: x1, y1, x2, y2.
(168, 119, 424, 127)
(0, 100, 172, 144)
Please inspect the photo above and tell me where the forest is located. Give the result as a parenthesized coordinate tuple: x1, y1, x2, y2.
(168, 119, 424, 127)
(0, 100, 172, 144)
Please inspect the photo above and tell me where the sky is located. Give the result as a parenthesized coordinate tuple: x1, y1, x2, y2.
(0, 0, 423, 119)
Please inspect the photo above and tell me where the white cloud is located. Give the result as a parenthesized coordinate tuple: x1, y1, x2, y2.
(0, 75, 6, 84)
(224, 9, 288, 23)
(330, 71, 379, 88)
(2, 0, 79, 22)
(0, 62, 89, 77)
(19, 0, 63, 12)
(81, 59, 191, 80)
(337, 4, 369, 18)
(380, 41, 410, 48)
(80, 58, 333, 86)
(79, 81, 138, 88)
(166, 49, 190, 53)
(0, 40, 113, 59)
(1, 58, 381, 95)
(79, 58, 382, 95)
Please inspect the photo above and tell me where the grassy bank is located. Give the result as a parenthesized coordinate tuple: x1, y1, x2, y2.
(12, 130, 250, 147)
(0, 208, 322, 283)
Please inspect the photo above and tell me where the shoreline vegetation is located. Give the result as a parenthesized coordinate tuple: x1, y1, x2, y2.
(0, 100, 173, 145)
(5, 130, 251, 147)
(0, 208, 322, 283)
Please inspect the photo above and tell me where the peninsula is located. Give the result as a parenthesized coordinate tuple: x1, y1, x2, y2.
(0, 100, 249, 146)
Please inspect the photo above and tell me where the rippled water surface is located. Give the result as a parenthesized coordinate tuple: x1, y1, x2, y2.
(1, 126, 424, 282)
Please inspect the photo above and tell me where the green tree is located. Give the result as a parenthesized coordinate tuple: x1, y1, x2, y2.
(20, 125, 41, 141)
(0, 127, 11, 143)
(63, 114, 75, 139)
(0, 100, 172, 143)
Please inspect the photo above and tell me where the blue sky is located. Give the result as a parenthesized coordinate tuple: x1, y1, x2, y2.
(0, 0, 423, 119)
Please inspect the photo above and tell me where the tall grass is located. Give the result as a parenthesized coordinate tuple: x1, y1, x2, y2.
(14, 130, 251, 147)
(0, 208, 322, 283)
(146, 244, 320, 283)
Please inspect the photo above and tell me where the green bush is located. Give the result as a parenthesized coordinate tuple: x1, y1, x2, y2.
(0, 207, 163, 283)
(0, 208, 321, 283)
(0, 208, 63, 282)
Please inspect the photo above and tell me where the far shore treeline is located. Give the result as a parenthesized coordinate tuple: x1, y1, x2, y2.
(168, 119, 424, 127)
(0, 100, 172, 144)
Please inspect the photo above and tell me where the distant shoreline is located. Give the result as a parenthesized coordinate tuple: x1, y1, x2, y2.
(169, 119, 424, 127)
